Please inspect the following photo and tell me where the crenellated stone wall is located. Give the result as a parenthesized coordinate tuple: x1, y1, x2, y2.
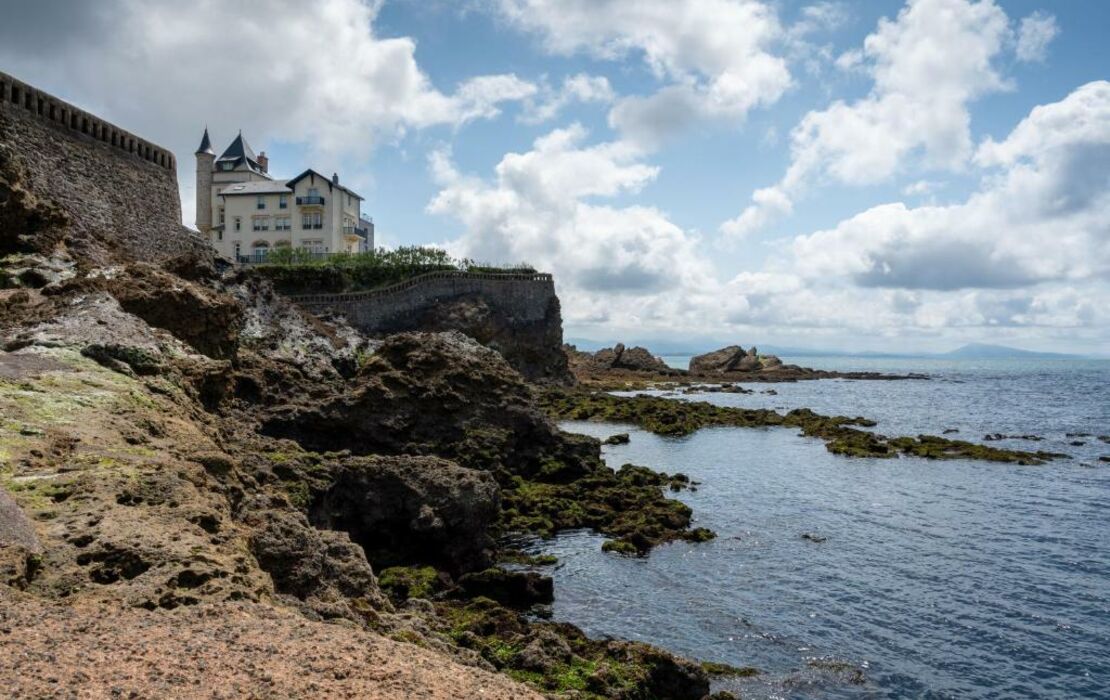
(291, 271, 572, 383)
(0, 70, 205, 264)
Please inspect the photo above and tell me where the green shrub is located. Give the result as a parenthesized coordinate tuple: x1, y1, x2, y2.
(250, 245, 536, 294)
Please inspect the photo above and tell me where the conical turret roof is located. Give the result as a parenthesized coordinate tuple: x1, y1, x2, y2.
(217, 131, 257, 164)
(195, 127, 214, 155)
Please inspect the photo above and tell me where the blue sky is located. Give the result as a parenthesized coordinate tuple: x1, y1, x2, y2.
(1, 0, 1107, 353)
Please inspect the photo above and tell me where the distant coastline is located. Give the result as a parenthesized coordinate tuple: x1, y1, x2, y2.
(568, 339, 1098, 361)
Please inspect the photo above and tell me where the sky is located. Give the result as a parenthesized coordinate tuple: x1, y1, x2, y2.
(1, 0, 1107, 354)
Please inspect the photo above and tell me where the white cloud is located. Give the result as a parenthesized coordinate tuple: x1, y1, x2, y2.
(523, 74, 614, 123)
(723, 0, 1014, 239)
(493, 0, 791, 147)
(428, 125, 722, 328)
(0, 0, 536, 227)
(791, 81, 1110, 291)
(1015, 11, 1059, 63)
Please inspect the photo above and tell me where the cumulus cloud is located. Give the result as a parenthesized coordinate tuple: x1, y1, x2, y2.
(0, 0, 536, 226)
(791, 81, 1110, 291)
(723, 0, 1014, 238)
(493, 0, 791, 147)
(1015, 11, 1059, 63)
(428, 125, 723, 328)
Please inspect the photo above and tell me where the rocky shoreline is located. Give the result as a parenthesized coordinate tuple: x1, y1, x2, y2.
(0, 127, 1077, 699)
(541, 389, 1066, 465)
(566, 343, 927, 390)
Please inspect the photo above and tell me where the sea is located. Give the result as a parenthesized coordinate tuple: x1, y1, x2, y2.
(527, 356, 1110, 699)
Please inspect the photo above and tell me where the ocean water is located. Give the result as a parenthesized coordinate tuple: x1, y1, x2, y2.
(530, 357, 1110, 698)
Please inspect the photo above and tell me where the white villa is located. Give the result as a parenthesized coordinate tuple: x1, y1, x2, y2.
(194, 128, 373, 261)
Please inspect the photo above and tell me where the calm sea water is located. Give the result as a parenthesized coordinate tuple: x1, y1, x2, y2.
(531, 357, 1110, 698)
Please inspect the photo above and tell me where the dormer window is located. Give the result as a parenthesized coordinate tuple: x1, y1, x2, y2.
(220, 162, 234, 171)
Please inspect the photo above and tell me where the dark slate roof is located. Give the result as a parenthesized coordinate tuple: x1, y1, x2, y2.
(217, 132, 257, 163)
(195, 127, 214, 155)
(286, 168, 364, 201)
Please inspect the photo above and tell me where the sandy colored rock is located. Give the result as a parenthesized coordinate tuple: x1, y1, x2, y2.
(0, 592, 541, 700)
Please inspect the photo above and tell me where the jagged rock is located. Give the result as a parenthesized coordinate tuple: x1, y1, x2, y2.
(310, 455, 500, 573)
(688, 345, 745, 373)
(247, 506, 389, 619)
(567, 342, 671, 374)
(456, 568, 554, 609)
(512, 628, 574, 672)
(690, 344, 784, 373)
(260, 332, 598, 484)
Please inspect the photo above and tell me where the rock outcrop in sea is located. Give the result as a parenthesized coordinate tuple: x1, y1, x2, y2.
(688, 345, 784, 374)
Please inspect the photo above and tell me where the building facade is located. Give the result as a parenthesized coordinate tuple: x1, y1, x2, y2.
(194, 128, 373, 261)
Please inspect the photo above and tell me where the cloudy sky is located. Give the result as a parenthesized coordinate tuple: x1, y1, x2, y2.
(2, 0, 1107, 353)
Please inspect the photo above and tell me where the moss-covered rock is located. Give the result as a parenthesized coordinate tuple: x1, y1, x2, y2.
(541, 389, 1062, 465)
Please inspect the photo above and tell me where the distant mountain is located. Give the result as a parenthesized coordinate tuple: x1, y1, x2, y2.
(941, 343, 1082, 360)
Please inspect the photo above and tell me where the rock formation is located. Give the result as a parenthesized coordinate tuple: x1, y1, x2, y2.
(689, 344, 784, 374)
(566, 342, 674, 374)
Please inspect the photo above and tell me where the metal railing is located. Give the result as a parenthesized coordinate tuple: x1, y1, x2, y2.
(296, 195, 325, 206)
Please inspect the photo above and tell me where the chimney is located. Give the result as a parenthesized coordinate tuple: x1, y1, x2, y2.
(332, 172, 339, 186)
(257, 151, 269, 173)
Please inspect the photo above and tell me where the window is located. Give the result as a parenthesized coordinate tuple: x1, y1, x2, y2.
(233, 242, 241, 260)
(275, 216, 291, 231)
(251, 241, 270, 259)
(217, 230, 223, 242)
(234, 217, 241, 232)
(301, 212, 323, 230)
(279, 195, 288, 209)
(221, 162, 234, 171)
(301, 239, 325, 254)
(218, 208, 225, 225)
(252, 217, 270, 231)
(256, 195, 266, 210)
(308, 187, 319, 197)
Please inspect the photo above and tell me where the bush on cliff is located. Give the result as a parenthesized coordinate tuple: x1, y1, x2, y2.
(252, 245, 535, 294)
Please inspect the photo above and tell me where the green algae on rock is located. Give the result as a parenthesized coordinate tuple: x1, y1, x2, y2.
(540, 388, 1064, 465)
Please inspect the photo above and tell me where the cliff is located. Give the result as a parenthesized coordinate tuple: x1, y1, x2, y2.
(289, 271, 573, 384)
(0, 75, 713, 698)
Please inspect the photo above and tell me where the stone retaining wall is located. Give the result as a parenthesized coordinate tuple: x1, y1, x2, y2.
(290, 271, 570, 383)
(290, 271, 556, 327)
(0, 70, 205, 263)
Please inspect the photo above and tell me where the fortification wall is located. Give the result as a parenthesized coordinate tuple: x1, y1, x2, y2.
(291, 271, 572, 383)
(0, 71, 206, 263)
(291, 271, 556, 327)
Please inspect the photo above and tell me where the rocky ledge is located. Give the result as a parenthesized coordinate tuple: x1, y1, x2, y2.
(540, 389, 1066, 465)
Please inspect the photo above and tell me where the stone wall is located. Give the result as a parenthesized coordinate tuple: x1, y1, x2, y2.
(0, 70, 206, 264)
(291, 271, 572, 383)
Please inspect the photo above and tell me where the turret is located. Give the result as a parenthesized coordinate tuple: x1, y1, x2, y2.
(194, 127, 215, 234)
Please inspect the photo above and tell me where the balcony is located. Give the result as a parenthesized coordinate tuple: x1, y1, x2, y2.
(296, 195, 325, 206)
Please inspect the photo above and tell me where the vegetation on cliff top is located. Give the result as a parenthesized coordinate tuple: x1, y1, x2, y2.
(250, 245, 536, 294)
